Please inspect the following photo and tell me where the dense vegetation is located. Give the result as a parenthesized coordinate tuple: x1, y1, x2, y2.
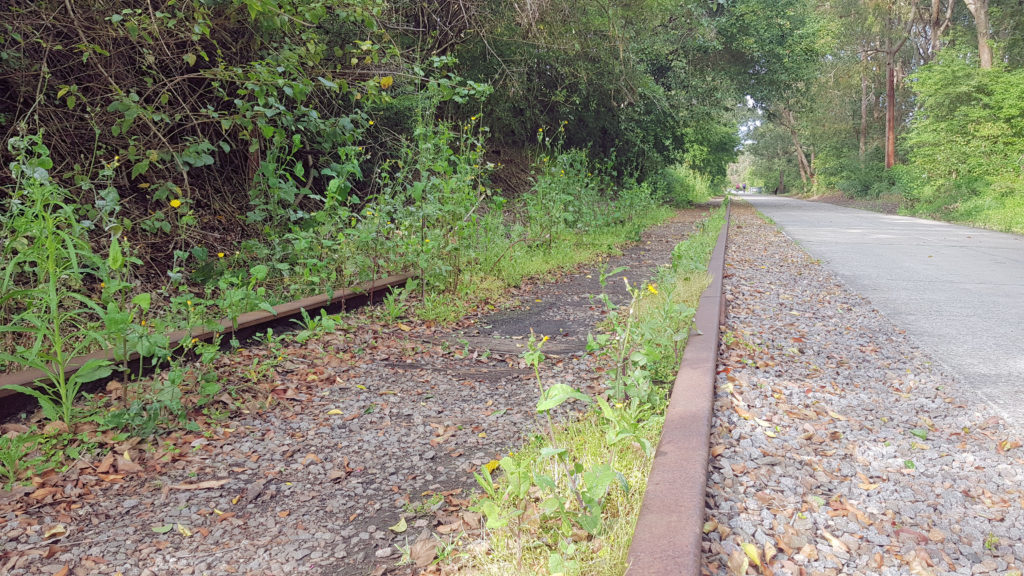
(1, 0, 804, 468)
(739, 0, 1024, 233)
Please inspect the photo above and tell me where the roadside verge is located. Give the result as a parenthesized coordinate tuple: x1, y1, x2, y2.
(626, 202, 730, 575)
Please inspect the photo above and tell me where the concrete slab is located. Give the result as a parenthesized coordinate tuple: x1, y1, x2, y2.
(741, 194, 1024, 421)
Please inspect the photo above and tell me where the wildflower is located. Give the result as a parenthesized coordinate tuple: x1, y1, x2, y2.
(425, 238, 430, 243)
(191, 337, 199, 344)
(170, 198, 182, 208)
(186, 300, 193, 306)
(368, 120, 374, 126)
(542, 336, 549, 342)
(100, 282, 106, 288)
(648, 284, 658, 295)
(141, 320, 146, 326)
(218, 252, 225, 258)
(537, 127, 543, 132)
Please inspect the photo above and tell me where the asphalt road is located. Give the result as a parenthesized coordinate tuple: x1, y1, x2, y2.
(740, 194, 1024, 421)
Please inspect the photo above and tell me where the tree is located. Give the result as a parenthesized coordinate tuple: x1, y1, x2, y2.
(963, 0, 993, 68)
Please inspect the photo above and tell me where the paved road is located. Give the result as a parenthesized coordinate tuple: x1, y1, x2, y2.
(740, 194, 1024, 421)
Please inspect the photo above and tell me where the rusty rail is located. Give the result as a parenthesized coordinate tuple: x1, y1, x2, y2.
(626, 202, 730, 575)
(0, 273, 414, 401)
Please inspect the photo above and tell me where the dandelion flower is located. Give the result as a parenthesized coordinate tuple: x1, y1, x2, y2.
(170, 198, 182, 208)
(648, 284, 658, 295)
(218, 252, 225, 258)
(368, 120, 375, 126)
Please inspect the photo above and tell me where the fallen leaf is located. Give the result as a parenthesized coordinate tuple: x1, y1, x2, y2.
(115, 454, 143, 474)
(177, 524, 192, 538)
(151, 524, 173, 534)
(711, 445, 726, 457)
(764, 541, 777, 565)
(727, 549, 749, 576)
(410, 536, 436, 568)
(820, 529, 849, 552)
(998, 439, 1022, 453)
(389, 517, 408, 533)
(278, 510, 290, 518)
(43, 524, 68, 539)
(53, 566, 69, 576)
(741, 542, 762, 567)
(398, 323, 412, 331)
(703, 518, 719, 534)
(327, 409, 344, 415)
(168, 479, 230, 491)
(908, 549, 936, 576)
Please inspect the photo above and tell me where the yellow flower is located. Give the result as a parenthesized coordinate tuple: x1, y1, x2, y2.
(218, 252, 225, 258)
(537, 127, 543, 132)
(542, 336, 550, 342)
(170, 198, 182, 208)
(186, 300, 192, 306)
(100, 282, 106, 288)
(648, 284, 658, 295)
(140, 320, 146, 326)
(368, 120, 374, 126)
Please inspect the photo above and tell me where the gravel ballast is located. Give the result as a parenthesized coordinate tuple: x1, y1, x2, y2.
(703, 202, 1024, 575)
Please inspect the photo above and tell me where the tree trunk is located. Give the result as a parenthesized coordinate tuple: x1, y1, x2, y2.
(885, 47, 897, 169)
(964, 0, 992, 68)
(860, 50, 869, 162)
(782, 109, 812, 184)
(930, 0, 954, 55)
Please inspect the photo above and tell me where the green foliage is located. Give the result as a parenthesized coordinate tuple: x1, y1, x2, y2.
(1, 134, 114, 426)
(467, 204, 726, 574)
(900, 51, 1024, 232)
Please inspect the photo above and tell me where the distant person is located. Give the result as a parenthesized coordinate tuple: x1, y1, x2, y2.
(742, 183, 747, 192)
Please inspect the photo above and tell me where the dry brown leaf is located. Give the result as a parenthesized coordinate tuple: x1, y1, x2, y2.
(908, 549, 936, 576)
(52, 565, 70, 576)
(168, 479, 230, 491)
(410, 537, 436, 568)
(727, 549, 749, 576)
(43, 524, 68, 539)
(820, 529, 849, 552)
(711, 445, 726, 457)
(30, 487, 62, 501)
(797, 543, 818, 561)
(763, 541, 777, 565)
(115, 454, 143, 474)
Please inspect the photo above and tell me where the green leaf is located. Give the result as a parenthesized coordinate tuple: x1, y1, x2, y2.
(539, 446, 567, 459)
(132, 293, 151, 312)
(131, 160, 150, 180)
(909, 428, 928, 440)
(72, 358, 114, 385)
(107, 236, 125, 271)
(151, 524, 173, 533)
(536, 383, 590, 413)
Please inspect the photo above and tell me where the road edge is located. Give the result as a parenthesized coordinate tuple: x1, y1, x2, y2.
(625, 201, 729, 575)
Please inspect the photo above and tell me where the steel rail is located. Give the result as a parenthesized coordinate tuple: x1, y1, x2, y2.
(0, 273, 414, 401)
